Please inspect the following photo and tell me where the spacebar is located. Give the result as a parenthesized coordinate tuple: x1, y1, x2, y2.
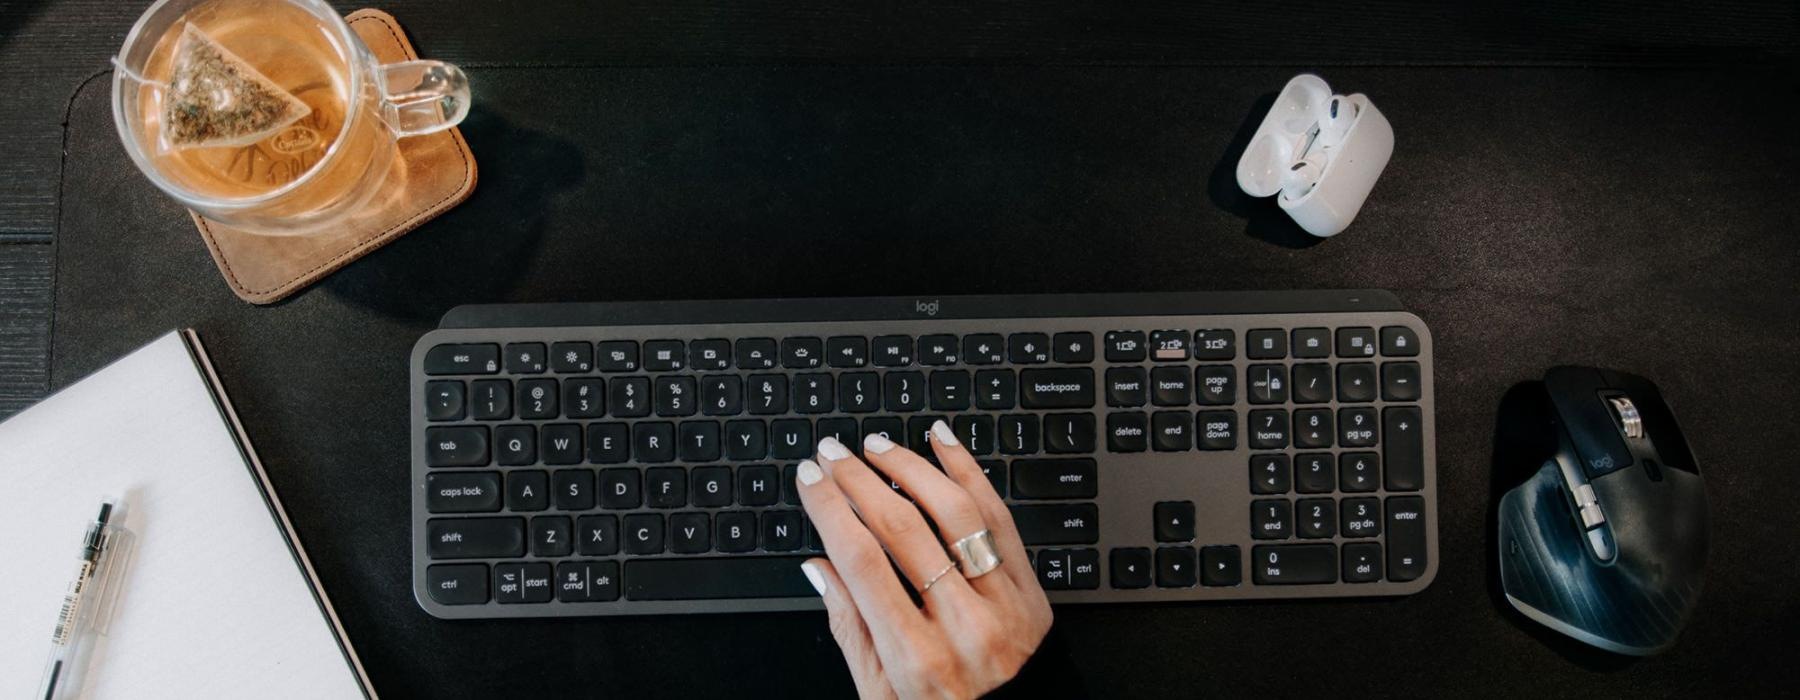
(624, 556, 818, 600)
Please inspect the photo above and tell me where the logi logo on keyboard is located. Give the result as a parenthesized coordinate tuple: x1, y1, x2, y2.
(914, 299, 940, 317)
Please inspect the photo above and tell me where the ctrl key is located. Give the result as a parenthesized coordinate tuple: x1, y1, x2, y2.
(1035, 548, 1100, 590)
(427, 564, 489, 605)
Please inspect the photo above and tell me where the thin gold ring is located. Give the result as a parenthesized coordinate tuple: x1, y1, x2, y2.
(918, 561, 959, 593)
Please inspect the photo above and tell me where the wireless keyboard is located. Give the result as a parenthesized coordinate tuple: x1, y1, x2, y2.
(411, 291, 1439, 618)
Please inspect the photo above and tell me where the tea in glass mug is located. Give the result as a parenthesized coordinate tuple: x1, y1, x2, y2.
(112, 0, 469, 234)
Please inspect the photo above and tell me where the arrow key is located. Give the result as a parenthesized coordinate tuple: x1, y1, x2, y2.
(1154, 501, 1196, 542)
(1156, 546, 1198, 587)
(1201, 545, 1242, 586)
(1110, 547, 1153, 589)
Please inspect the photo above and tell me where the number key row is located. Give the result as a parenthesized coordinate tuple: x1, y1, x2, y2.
(428, 367, 1096, 422)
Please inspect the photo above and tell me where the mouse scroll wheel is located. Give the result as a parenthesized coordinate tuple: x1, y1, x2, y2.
(1608, 396, 1644, 440)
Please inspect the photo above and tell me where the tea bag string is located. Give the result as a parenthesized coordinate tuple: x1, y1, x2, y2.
(110, 56, 170, 90)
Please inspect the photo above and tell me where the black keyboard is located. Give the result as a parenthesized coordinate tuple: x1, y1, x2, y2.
(410, 291, 1439, 618)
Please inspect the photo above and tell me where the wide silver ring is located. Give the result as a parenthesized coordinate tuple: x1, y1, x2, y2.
(949, 530, 1003, 578)
(918, 561, 959, 593)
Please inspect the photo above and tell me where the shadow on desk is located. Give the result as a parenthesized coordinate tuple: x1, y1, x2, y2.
(322, 105, 586, 320)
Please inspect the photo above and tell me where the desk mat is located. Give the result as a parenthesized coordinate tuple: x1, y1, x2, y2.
(52, 60, 1798, 697)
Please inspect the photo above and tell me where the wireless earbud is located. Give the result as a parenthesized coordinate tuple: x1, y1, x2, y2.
(1281, 154, 1326, 200)
(1234, 74, 1393, 237)
(1316, 96, 1356, 147)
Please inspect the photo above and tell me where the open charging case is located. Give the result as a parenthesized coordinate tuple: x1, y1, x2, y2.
(1235, 74, 1394, 237)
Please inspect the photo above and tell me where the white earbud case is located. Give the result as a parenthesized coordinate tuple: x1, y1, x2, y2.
(1235, 74, 1393, 238)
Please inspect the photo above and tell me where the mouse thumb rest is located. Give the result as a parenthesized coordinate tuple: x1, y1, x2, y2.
(1498, 461, 1700, 656)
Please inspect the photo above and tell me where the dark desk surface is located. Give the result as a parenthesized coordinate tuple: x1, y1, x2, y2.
(5, 2, 1799, 697)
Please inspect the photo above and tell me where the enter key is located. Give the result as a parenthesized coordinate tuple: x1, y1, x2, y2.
(1011, 459, 1098, 499)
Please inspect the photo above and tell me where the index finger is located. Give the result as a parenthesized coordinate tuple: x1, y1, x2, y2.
(793, 458, 926, 643)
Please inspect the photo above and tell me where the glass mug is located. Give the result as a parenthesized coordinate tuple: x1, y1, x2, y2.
(112, 0, 469, 235)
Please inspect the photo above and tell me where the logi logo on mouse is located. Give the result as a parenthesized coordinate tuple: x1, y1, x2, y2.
(914, 299, 940, 317)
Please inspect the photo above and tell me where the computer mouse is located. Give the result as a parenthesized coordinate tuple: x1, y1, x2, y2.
(1496, 366, 1707, 655)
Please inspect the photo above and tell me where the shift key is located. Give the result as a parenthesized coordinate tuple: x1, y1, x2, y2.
(428, 517, 525, 559)
(1009, 503, 1099, 545)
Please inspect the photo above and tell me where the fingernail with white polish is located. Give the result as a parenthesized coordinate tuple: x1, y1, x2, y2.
(800, 561, 828, 596)
(931, 419, 959, 447)
(863, 432, 896, 454)
(817, 437, 851, 461)
(797, 459, 824, 486)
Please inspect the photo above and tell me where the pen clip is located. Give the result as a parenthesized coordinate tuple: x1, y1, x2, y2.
(86, 527, 134, 636)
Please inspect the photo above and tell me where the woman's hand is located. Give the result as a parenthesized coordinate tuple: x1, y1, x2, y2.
(795, 420, 1053, 699)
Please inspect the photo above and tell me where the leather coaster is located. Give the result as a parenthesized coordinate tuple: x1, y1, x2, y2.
(190, 9, 478, 304)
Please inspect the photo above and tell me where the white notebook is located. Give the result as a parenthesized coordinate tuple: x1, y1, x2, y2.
(0, 331, 372, 698)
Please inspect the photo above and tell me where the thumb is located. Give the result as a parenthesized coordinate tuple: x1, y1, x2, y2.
(803, 559, 892, 699)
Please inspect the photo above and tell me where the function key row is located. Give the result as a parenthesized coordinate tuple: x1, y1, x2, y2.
(424, 360, 1419, 424)
(426, 333, 1100, 376)
(1102, 326, 1418, 362)
(422, 325, 1421, 376)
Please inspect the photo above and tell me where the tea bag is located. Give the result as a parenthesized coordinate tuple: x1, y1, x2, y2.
(160, 24, 311, 150)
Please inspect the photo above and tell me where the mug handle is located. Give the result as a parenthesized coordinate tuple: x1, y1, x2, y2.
(377, 60, 471, 137)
